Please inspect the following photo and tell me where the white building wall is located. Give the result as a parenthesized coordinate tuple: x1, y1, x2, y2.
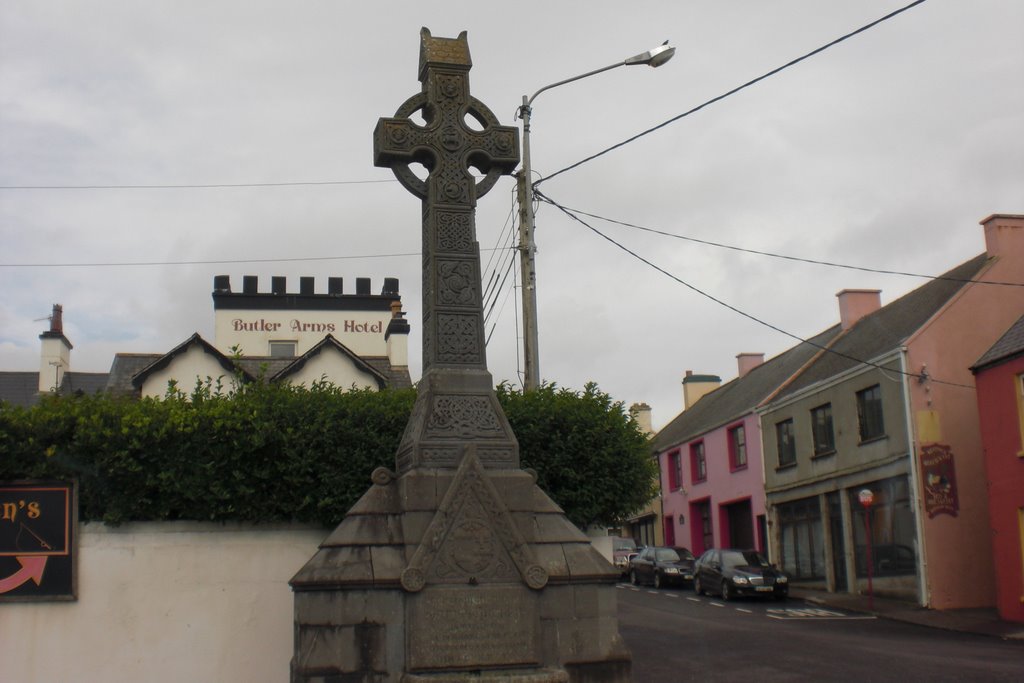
(286, 352, 380, 390)
(0, 522, 325, 683)
(214, 309, 392, 357)
(140, 345, 235, 399)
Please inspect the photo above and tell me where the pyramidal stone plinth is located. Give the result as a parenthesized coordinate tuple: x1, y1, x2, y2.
(290, 28, 631, 683)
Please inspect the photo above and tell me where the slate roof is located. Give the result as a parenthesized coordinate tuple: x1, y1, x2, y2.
(0, 371, 111, 407)
(972, 314, 1024, 372)
(0, 372, 44, 408)
(105, 353, 163, 396)
(652, 324, 843, 452)
(773, 253, 990, 401)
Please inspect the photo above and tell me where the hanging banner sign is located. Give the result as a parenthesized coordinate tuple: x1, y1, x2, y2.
(919, 444, 959, 519)
(0, 481, 76, 601)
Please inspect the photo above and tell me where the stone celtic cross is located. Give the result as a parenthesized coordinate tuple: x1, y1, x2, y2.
(374, 28, 521, 474)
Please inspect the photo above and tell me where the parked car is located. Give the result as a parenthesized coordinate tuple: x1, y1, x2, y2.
(693, 548, 788, 600)
(612, 537, 638, 578)
(629, 546, 695, 588)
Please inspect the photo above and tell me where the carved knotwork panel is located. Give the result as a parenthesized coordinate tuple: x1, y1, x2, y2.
(437, 260, 478, 307)
(435, 313, 482, 364)
(426, 396, 504, 438)
(434, 211, 474, 253)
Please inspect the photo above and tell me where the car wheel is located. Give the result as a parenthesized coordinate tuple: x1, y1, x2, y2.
(694, 577, 703, 595)
(630, 570, 638, 586)
(654, 572, 662, 589)
(721, 581, 731, 601)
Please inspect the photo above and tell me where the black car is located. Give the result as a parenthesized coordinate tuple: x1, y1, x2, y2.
(629, 546, 695, 588)
(693, 548, 788, 600)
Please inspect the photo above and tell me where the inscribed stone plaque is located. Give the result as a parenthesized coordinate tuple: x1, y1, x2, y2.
(407, 585, 539, 670)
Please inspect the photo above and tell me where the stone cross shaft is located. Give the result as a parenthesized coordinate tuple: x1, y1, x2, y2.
(373, 29, 521, 474)
(374, 28, 519, 376)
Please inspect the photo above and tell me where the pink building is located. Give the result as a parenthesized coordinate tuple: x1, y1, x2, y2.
(653, 334, 840, 558)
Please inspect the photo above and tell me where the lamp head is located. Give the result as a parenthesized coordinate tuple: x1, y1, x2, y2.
(624, 41, 676, 68)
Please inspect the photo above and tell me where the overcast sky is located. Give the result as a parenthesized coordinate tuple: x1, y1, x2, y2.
(2, 1, 1022, 429)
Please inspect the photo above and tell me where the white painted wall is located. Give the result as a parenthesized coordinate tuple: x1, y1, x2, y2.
(215, 309, 392, 357)
(139, 345, 235, 399)
(0, 522, 326, 683)
(286, 349, 380, 389)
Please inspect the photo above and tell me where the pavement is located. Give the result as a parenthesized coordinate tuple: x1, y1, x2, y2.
(789, 586, 1024, 641)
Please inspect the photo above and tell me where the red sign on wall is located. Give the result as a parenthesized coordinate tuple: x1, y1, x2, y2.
(919, 444, 959, 518)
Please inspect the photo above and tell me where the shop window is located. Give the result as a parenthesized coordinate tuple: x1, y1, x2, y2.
(849, 476, 917, 577)
(729, 424, 747, 471)
(777, 496, 825, 580)
(776, 419, 796, 468)
(667, 451, 682, 491)
(810, 403, 835, 456)
(691, 441, 706, 482)
(856, 384, 885, 442)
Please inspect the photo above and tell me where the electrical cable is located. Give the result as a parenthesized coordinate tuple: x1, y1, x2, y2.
(0, 179, 397, 190)
(535, 0, 930, 189)
(536, 187, 974, 389)
(549, 201, 1023, 288)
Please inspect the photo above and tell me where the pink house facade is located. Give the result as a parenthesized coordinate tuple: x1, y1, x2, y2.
(653, 335, 840, 559)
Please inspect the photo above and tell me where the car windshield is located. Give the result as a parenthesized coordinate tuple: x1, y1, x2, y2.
(613, 538, 637, 552)
(675, 548, 695, 560)
(655, 549, 680, 562)
(722, 550, 770, 568)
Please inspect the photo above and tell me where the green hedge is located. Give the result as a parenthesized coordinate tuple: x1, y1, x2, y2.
(0, 380, 655, 528)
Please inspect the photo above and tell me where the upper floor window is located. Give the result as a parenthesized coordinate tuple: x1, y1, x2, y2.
(667, 451, 683, 491)
(691, 441, 707, 482)
(776, 419, 796, 468)
(856, 384, 885, 442)
(269, 340, 297, 358)
(729, 425, 747, 470)
(810, 403, 835, 456)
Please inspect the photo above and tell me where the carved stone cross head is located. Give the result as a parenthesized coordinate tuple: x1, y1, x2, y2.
(373, 28, 520, 207)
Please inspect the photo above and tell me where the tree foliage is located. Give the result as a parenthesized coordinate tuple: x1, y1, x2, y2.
(1, 379, 655, 528)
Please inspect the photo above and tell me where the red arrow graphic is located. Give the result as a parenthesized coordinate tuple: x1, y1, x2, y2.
(0, 556, 48, 593)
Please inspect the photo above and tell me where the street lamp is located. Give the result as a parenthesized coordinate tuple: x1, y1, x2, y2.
(515, 42, 675, 390)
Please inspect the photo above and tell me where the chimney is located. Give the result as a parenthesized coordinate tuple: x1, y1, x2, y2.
(39, 304, 72, 393)
(836, 289, 881, 330)
(630, 403, 654, 436)
(980, 213, 1024, 258)
(736, 352, 765, 378)
(386, 301, 410, 368)
(682, 370, 721, 409)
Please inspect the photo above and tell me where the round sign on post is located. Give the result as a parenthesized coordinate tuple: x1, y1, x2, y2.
(858, 489, 875, 507)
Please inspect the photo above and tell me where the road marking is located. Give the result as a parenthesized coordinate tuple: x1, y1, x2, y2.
(766, 607, 877, 620)
(709, 602, 725, 607)
(686, 597, 701, 603)
(665, 593, 679, 598)
(647, 591, 659, 595)
(735, 608, 753, 613)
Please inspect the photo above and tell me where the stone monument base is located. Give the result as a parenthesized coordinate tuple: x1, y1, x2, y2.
(291, 456, 632, 683)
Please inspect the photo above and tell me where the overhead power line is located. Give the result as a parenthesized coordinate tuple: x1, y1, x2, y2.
(550, 201, 1023, 288)
(536, 0, 930, 188)
(536, 188, 973, 390)
(0, 179, 397, 190)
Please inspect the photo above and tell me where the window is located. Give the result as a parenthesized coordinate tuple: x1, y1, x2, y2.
(729, 424, 747, 470)
(667, 451, 683, 491)
(856, 384, 885, 441)
(849, 476, 917, 577)
(776, 419, 796, 467)
(690, 442, 706, 482)
(778, 496, 825, 580)
(269, 340, 297, 358)
(810, 403, 835, 456)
